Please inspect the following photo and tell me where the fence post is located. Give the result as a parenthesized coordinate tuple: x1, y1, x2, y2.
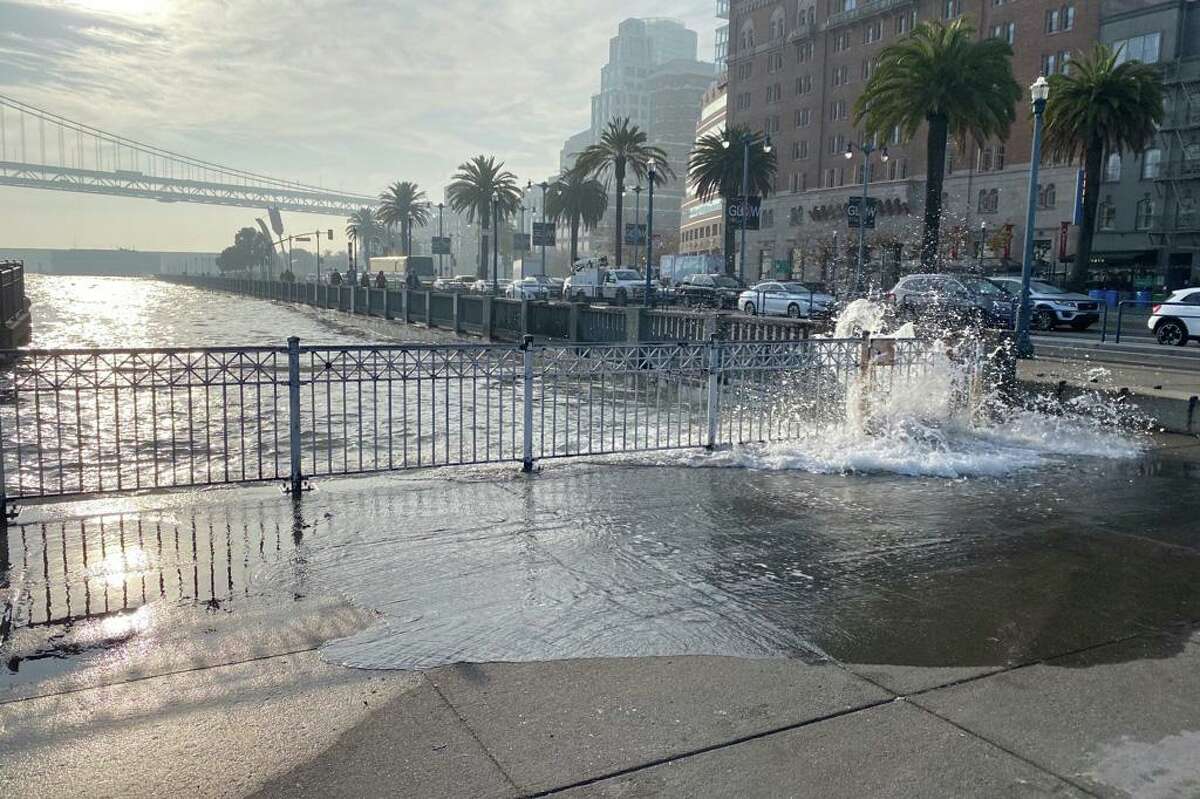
(402, 288, 411, 323)
(482, 296, 494, 340)
(453, 294, 463, 334)
(623, 307, 641, 343)
(287, 336, 304, 496)
(568, 302, 581, 342)
(706, 334, 721, 450)
(349, 284, 356, 315)
(425, 291, 434, 327)
(520, 300, 531, 336)
(521, 335, 535, 473)
(1115, 301, 1125, 344)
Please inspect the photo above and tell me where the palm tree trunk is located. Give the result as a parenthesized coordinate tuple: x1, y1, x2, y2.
(570, 217, 580, 265)
(1069, 136, 1104, 292)
(722, 195, 737, 277)
(922, 113, 949, 270)
(613, 161, 626, 267)
(402, 220, 410, 257)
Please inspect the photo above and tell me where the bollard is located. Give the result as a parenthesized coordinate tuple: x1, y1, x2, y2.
(705, 334, 722, 450)
(520, 335, 535, 473)
(286, 336, 304, 495)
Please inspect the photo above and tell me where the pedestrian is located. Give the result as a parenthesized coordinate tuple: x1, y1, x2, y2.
(330, 270, 342, 286)
(375, 271, 387, 289)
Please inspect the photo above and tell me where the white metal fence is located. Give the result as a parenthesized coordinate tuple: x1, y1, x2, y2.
(0, 336, 967, 504)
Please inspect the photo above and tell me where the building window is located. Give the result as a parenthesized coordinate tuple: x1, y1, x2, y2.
(831, 65, 849, 86)
(980, 145, 994, 172)
(1041, 53, 1057, 76)
(737, 61, 752, 80)
(861, 58, 876, 80)
(1104, 153, 1122, 182)
(739, 20, 755, 51)
(995, 144, 1006, 170)
(1038, 183, 1057, 208)
(977, 188, 999, 214)
(795, 41, 814, 63)
(766, 83, 783, 103)
(833, 32, 851, 52)
(1098, 197, 1116, 230)
(1142, 148, 1162, 179)
(830, 99, 848, 119)
(1062, 3, 1075, 31)
(896, 13, 911, 35)
(767, 51, 784, 73)
(1134, 197, 1154, 230)
(863, 20, 882, 44)
(890, 124, 902, 145)
(989, 22, 1015, 44)
(1113, 32, 1162, 65)
(769, 7, 787, 41)
(943, 0, 961, 19)
(794, 75, 813, 95)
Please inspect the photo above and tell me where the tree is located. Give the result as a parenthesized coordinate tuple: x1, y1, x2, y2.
(345, 207, 382, 269)
(446, 155, 522, 279)
(688, 126, 777, 277)
(854, 19, 1020, 269)
(545, 170, 609, 266)
(376, 181, 430, 256)
(573, 117, 674, 267)
(216, 226, 272, 274)
(1043, 44, 1165, 291)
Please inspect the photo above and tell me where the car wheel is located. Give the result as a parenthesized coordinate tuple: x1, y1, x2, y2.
(743, 301, 756, 315)
(1156, 319, 1188, 346)
(787, 303, 802, 318)
(1033, 309, 1056, 331)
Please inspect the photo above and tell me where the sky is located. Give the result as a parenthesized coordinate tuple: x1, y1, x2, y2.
(0, 0, 717, 252)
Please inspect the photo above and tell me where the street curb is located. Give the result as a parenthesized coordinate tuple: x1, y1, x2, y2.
(1019, 379, 1199, 435)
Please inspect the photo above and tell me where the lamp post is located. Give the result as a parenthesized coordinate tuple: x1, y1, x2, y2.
(845, 140, 889, 297)
(633, 184, 643, 268)
(830, 230, 839, 291)
(1017, 76, 1050, 358)
(721, 131, 772, 284)
(644, 168, 655, 304)
(437, 202, 445, 276)
(491, 194, 499, 295)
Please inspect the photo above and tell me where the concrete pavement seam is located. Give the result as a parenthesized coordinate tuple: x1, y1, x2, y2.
(523, 693, 897, 798)
(905, 700, 1103, 798)
(0, 642, 323, 707)
(424, 672, 523, 794)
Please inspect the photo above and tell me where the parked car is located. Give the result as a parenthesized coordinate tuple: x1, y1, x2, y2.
(506, 276, 551, 300)
(738, 281, 834, 318)
(1147, 287, 1200, 345)
(469, 279, 510, 293)
(989, 277, 1100, 331)
(432, 276, 466, 291)
(888, 273, 1016, 329)
(677, 273, 743, 309)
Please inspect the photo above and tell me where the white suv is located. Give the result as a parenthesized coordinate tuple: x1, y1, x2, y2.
(1148, 287, 1200, 346)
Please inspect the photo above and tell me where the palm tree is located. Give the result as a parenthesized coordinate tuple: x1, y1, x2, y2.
(688, 126, 777, 277)
(854, 19, 1020, 269)
(573, 117, 674, 267)
(545, 170, 609, 266)
(446, 155, 523, 279)
(345, 207, 383, 270)
(376, 181, 431, 256)
(1044, 44, 1165, 291)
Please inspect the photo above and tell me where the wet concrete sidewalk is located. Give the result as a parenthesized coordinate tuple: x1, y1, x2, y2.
(3, 435, 1200, 797)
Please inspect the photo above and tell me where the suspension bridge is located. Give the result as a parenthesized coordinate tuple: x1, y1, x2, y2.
(0, 94, 374, 215)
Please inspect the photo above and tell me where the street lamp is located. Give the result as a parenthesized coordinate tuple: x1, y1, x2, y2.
(978, 219, 987, 272)
(723, 130, 772, 284)
(437, 202, 445, 276)
(845, 139, 888, 296)
(644, 168, 656, 304)
(1016, 75, 1051, 358)
(539, 181, 549, 276)
(633, 184, 643, 267)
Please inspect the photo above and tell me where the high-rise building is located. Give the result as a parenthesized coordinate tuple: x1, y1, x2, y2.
(560, 18, 714, 267)
(681, 83, 729, 257)
(723, 0, 1197, 289)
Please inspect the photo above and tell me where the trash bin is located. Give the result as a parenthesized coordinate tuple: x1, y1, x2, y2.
(1104, 289, 1119, 308)
(1135, 290, 1151, 306)
(1088, 289, 1104, 301)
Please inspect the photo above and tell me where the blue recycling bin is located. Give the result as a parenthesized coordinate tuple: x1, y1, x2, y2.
(1104, 289, 1119, 308)
(1088, 289, 1104, 301)
(1135, 290, 1151, 306)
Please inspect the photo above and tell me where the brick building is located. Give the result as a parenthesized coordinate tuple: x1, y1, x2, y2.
(720, 0, 1158, 287)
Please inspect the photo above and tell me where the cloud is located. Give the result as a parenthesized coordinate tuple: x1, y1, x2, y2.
(0, 0, 717, 198)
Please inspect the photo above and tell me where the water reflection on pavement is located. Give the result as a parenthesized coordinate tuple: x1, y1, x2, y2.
(4, 436, 1198, 690)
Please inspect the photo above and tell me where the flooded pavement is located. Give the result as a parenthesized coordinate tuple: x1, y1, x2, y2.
(4, 434, 1199, 694)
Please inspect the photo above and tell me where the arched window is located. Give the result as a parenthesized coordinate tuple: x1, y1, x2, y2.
(977, 190, 988, 213)
(770, 7, 786, 40)
(740, 20, 755, 51)
(1105, 153, 1122, 182)
(1044, 183, 1056, 208)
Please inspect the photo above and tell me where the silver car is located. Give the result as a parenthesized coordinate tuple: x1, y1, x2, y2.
(989, 277, 1101, 331)
(737, 282, 834, 318)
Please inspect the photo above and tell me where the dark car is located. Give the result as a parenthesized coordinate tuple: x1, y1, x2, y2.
(677, 273, 743, 309)
(888, 273, 1016, 329)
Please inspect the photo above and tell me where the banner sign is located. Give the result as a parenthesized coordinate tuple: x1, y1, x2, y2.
(725, 196, 761, 230)
(624, 223, 647, 245)
(846, 196, 878, 229)
(532, 222, 556, 247)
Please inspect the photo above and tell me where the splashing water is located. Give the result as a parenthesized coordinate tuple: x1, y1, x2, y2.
(674, 300, 1146, 478)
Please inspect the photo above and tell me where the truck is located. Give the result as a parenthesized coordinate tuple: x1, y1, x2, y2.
(562, 256, 646, 304)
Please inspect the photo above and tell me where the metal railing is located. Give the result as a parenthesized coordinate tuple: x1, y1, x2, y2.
(0, 260, 25, 327)
(157, 275, 819, 345)
(0, 335, 967, 507)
